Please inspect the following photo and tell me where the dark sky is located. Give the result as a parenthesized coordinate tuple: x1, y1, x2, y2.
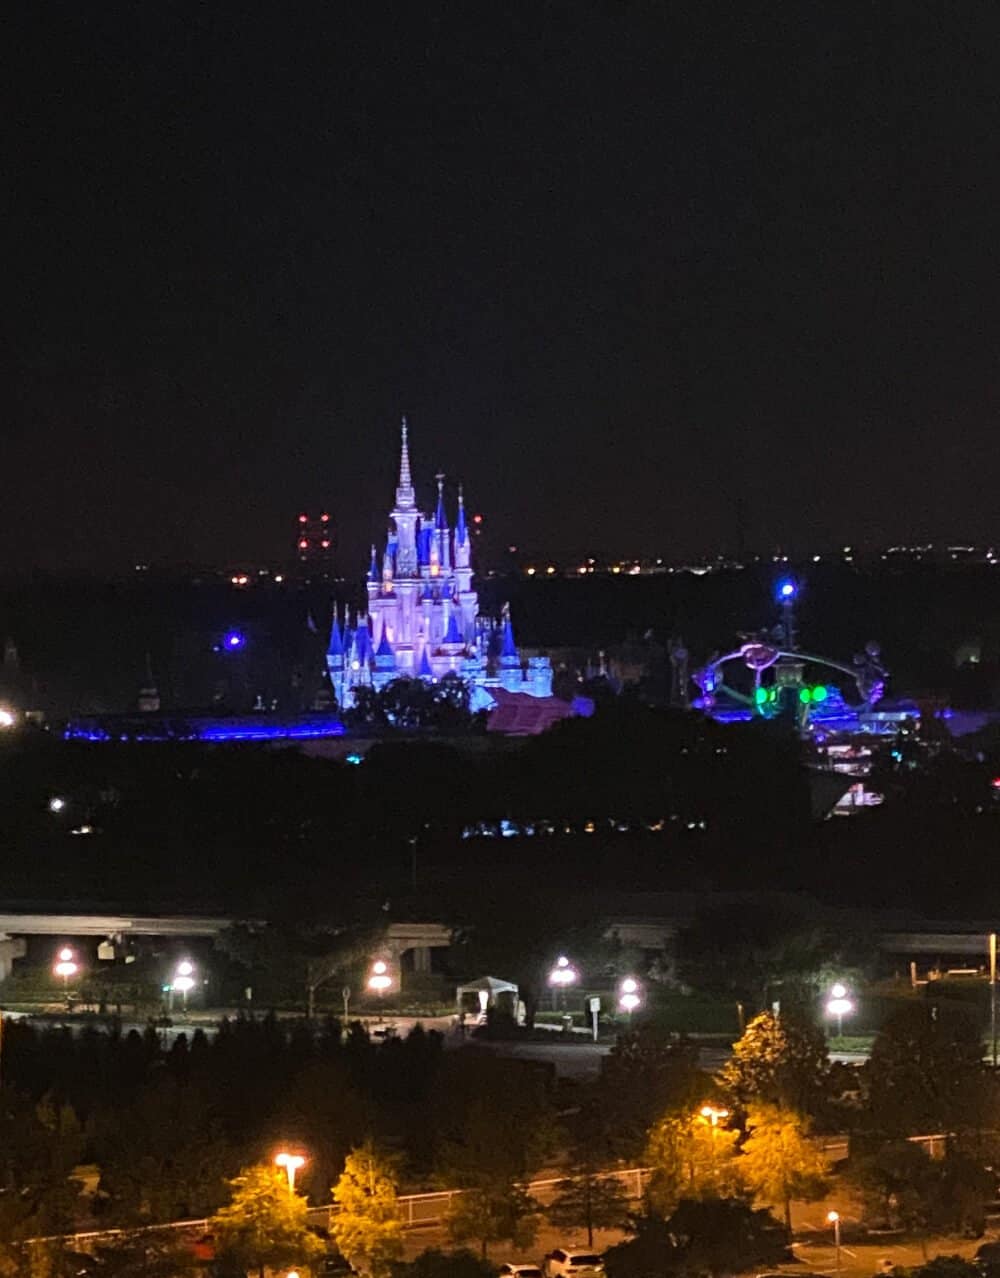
(7, 2, 1000, 574)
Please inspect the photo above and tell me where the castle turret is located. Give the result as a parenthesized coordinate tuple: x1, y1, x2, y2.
(325, 611, 345, 705)
(498, 608, 523, 691)
(373, 628, 397, 689)
(453, 484, 477, 642)
(434, 473, 451, 572)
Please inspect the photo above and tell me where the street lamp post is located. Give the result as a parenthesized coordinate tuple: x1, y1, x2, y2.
(275, 1151, 306, 1194)
(826, 982, 854, 1041)
(698, 1104, 730, 1178)
(618, 976, 642, 1022)
(827, 1210, 841, 1274)
(171, 960, 196, 1013)
(367, 960, 392, 1021)
(54, 947, 78, 1007)
(547, 955, 578, 1011)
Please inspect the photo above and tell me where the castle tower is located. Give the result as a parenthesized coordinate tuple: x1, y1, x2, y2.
(498, 607, 523, 692)
(392, 418, 420, 578)
(333, 421, 552, 709)
(454, 485, 477, 643)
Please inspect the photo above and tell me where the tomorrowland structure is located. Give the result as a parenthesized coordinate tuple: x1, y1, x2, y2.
(690, 575, 915, 735)
(326, 420, 553, 710)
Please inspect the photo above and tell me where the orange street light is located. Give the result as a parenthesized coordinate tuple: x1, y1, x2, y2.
(275, 1151, 306, 1193)
(827, 1210, 841, 1274)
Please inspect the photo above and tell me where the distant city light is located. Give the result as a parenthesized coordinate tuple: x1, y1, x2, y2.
(0, 708, 15, 729)
(49, 797, 67, 813)
(320, 513, 330, 522)
(299, 539, 309, 549)
(776, 577, 797, 601)
(298, 514, 307, 523)
(224, 632, 245, 650)
(473, 514, 483, 524)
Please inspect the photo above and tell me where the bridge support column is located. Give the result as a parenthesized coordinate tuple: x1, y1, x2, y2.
(0, 935, 26, 982)
(412, 945, 432, 974)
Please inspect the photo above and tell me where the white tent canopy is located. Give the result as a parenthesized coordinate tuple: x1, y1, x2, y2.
(455, 975, 519, 1015)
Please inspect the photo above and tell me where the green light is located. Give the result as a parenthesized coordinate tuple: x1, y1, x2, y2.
(812, 685, 828, 703)
(754, 686, 767, 705)
(799, 687, 810, 704)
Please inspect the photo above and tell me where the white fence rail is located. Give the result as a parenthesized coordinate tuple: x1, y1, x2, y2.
(39, 1166, 653, 1248)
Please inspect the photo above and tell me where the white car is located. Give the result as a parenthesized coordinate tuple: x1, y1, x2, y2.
(499, 1266, 543, 1278)
(542, 1251, 605, 1278)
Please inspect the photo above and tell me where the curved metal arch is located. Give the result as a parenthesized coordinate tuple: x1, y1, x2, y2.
(697, 646, 871, 710)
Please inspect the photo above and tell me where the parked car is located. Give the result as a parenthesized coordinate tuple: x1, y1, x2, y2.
(542, 1250, 605, 1278)
(976, 1242, 1000, 1274)
(500, 1266, 543, 1278)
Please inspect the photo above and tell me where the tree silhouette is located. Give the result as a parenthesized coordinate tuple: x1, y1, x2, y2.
(331, 1142, 405, 1278)
(645, 1111, 742, 1216)
(210, 1163, 323, 1278)
(740, 1104, 828, 1231)
(722, 1010, 829, 1116)
(547, 1173, 630, 1247)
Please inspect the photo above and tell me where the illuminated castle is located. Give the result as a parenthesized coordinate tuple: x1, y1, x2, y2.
(326, 420, 552, 709)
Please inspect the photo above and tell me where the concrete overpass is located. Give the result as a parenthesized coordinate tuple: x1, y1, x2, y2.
(0, 911, 452, 980)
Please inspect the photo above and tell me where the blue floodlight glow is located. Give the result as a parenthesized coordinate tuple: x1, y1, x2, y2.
(64, 715, 346, 744)
(224, 631, 245, 650)
(776, 578, 797, 601)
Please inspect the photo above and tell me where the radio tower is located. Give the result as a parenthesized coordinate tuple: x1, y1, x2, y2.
(294, 511, 335, 577)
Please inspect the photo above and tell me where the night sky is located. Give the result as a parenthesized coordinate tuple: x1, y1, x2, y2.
(8, 3, 1000, 574)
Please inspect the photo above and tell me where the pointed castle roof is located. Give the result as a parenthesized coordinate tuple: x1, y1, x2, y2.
(375, 628, 396, 667)
(353, 616, 373, 666)
(444, 611, 463, 645)
(434, 473, 448, 531)
(500, 616, 519, 660)
(327, 613, 344, 657)
(395, 417, 416, 510)
(418, 646, 433, 678)
(455, 485, 468, 545)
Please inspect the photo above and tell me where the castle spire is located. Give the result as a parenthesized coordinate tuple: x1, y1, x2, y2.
(434, 472, 448, 530)
(455, 484, 468, 545)
(395, 416, 416, 510)
(367, 544, 379, 583)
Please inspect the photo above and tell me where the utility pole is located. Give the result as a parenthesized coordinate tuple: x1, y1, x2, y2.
(990, 932, 997, 1068)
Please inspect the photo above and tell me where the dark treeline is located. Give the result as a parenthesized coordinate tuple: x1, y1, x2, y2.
(0, 703, 810, 913)
(0, 1013, 554, 1229)
(0, 697, 998, 920)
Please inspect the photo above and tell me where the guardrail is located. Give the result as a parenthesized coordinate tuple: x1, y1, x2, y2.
(36, 1132, 964, 1251)
(35, 1166, 653, 1248)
